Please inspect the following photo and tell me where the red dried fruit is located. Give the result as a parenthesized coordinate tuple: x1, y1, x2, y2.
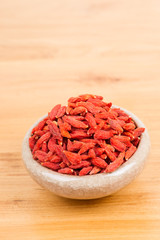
(118, 116, 129, 121)
(50, 155, 62, 163)
(78, 142, 96, 155)
(42, 142, 48, 153)
(102, 123, 111, 131)
(92, 157, 108, 168)
(85, 112, 97, 129)
(68, 116, 85, 121)
(57, 118, 71, 138)
(113, 108, 129, 117)
(98, 141, 116, 162)
(88, 148, 96, 158)
(79, 94, 103, 101)
(79, 166, 93, 176)
(89, 166, 101, 175)
(29, 136, 36, 150)
(49, 104, 61, 120)
(95, 112, 116, 120)
(81, 139, 97, 143)
(94, 130, 113, 140)
(70, 106, 87, 115)
(76, 101, 100, 114)
(108, 118, 123, 133)
(63, 116, 88, 129)
(87, 98, 107, 107)
(34, 130, 45, 136)
(59, 162, 67, 168)
(67, 140, 83, 152)
(133, 127, 145, 138)
(58, 168, 74, 175)
(94, 147, 105, 156)
(31, 120, 46, 134)
(110, 138, 126, 152)
(123, 123, 136, 131)
(64, 151, 81, 165)
(56, 106, 66, 118)
(107, 152, 125, 173)
(117, 119, 126, 127)
(36, 132, 51, 148)
(47, 120, 62, 141)
(81, 154, 91, 160)
(48, 137, 57, 152)
(123, 131, 134, 141)
(69, 161, 91, 169)
(125, 145, 137, 160)
(34, 150, 48, 162)
(112, 135, 132, 148)
(132, 137, 140, 147)
(68, 96, 81, 103)
(100, 154, 107, 160)
(70, 130, 89, 139)
(42, 162, 60, 171)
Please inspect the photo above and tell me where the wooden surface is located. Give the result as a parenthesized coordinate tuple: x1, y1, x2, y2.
(0, 0, 160, 239)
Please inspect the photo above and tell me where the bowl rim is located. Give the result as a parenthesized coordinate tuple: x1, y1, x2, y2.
(22, 105, 150, 182)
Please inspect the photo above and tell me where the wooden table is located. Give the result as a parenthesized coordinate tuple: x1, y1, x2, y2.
(0, 0, 160, 239)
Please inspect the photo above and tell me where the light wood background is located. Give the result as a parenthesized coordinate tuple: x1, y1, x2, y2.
(0, 0, 160, 239)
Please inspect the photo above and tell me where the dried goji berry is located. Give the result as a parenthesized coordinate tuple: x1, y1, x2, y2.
(78, 142, 96, 155)
(88, 148, 96, 158)
(49, 104, 61, 120)
(89, 166, 101, 175)
(123, 123, 136, 131)
(57, 118, 71, 138)
(125, 145, 137, 160)
(42, 142, 48, 153)
(64, 151, 81, 165)
(108, 118, 123, 133)
(56, 106, 66, 118)
(76, 101, 100, 114)
(50, 155, 62, 163)
(70, 106, 87, 115)
(69, 161, 91, 169)
(110, 138, 126, 152)
(107, 152, 125, 173)
(42, 162, 60, 171)
(63, 116, 88, 129)
(87, 98, 107, 107)
(70, 130, 89, 139)
(29, 136, 36, 150)
(36, 132, 51, 148)
(58, 168, 74, 175)
(47, 120, 62, 141)
(34, 150, 48, 162)
(94, 129, 113, 140)
(94, 147, 105, 156)
(133, 127, 145, 138)
(85, 112, 97, 129)
(91, 157, 108, 168)
(132, 137, 140, 147)
(31, 120, 46, 134)
(67, 140, 83, 151)
(79, 166, 93, 176)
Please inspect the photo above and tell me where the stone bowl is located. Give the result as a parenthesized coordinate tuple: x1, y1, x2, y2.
(22, 106, 150, 199)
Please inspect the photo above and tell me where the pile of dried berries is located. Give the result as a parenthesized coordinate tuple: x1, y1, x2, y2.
(29, 94, 145, 176)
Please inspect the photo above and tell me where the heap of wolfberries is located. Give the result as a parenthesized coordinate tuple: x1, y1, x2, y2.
(29, 94, 145, 176)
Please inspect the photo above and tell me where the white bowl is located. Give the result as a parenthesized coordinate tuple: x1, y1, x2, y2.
(22, 106, 150, 199)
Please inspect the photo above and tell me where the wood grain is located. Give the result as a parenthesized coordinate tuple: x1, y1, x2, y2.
(0, 0, 160, 239)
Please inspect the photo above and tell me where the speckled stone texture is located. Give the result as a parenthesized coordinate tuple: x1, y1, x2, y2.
(22, 106, 150, 199)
